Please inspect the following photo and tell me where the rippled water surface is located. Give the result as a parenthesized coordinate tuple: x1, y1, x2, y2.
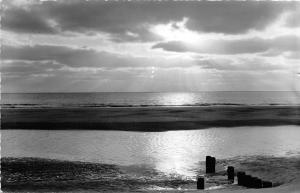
(2, 91, 300, 108)
(2, 126, 300, 178)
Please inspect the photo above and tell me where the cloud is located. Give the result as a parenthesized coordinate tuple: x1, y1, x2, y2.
(1, 45, 154, 92)
(2, 42, 297, 80)
(1, 44, 149, 68)
(194, 56, 291, 72)
(285, 7, 300, 28)
(2, 44, 200, 71)
(2, 1, 299, 42)
(2, 0, 299, 92)
(152, 35, 300, 55)
(2, 45, 298, 92)
(1, 60, 62, 74)
(1, 7, 58, 34)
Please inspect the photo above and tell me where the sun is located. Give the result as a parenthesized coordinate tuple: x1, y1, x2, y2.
(150, 17, 202, 44)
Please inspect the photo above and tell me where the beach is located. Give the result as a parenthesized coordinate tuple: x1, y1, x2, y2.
(2, 155, 300, 192)
(1, 96, 300, 192)
(2, 106, 300, 131)
(2, 123, 300, 192)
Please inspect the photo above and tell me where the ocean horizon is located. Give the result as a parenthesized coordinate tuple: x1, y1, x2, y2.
(2, 91, 300, 108)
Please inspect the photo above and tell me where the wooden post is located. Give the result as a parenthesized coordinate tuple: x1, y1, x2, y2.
(253, 178, 262, 188)
(227, 166, 234, 183)
(262, 181, 272, 188)
(211, 157, 216, 173)
(250, 177, 258, 188)
(244, 175, 252, 188)
(237, 172, 264, 189)
(206, 156, 211, 173)
(248, 176, 254, 188)
(206, 156, 216, 173)
(237, 172, 245, 186)
(197, 177, 205, 190)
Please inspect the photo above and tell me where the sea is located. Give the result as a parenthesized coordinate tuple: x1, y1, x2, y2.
(1, 91, 300, 191)
(1, 91, 300, 108)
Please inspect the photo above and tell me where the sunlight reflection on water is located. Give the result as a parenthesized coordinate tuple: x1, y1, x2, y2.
(2, 126, 300, 178)
(159, 92, 198, 106)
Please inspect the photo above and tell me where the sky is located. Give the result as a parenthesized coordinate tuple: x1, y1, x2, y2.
(1, 0, 300, 92)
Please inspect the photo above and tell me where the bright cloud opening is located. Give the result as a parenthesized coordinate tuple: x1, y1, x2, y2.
(150, 17, 203, 45)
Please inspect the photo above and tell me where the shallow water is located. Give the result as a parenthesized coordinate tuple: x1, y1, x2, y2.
(2, 126, 300, 178)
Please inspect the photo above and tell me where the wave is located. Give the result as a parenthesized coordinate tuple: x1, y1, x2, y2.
(2, 103, 299, 109)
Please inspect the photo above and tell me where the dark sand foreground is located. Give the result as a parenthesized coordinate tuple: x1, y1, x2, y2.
(1, 156, 300, 192)
(1, 106, 300, 131)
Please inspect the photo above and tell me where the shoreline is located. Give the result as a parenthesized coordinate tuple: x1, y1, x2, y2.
(1, 106, 300, 131)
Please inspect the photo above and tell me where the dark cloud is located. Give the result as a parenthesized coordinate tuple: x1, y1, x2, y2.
(2, 1, 298, 41)
(1, 60, 135, 81)
(152, 35, 300, 55)
(1, 44, 159, 70)
(2, 45, 124, 68)
(1, 7, 57, 34)
(2, 44, 198, 71)
(152, 41, 190, 53)
(1, 60, 62, 74)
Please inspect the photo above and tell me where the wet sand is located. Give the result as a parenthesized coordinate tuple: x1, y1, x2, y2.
(1, 156, 300, 192)
(1, 157, 193, 192)
(1, 106, 300, 131)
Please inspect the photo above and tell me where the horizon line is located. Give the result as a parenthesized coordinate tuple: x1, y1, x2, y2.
(2, 91, 300, 94)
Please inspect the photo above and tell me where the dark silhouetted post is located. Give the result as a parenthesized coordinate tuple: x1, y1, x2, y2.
(206, 156, 211, 173)
(197, 177, 205, 190)
(211, 157, 216, 173)
(227, 166, 234, 183)
(262, 181, 272, 188)
(237, 172, 264, 189)
(248, 176, 254, 188)
(206, 156, 216, 173)
(244, 175, 252, 188)
(252, 177, 258, 188)
(249, 177, 257, 188)
(253, 178, 262, 188)
(237, 172, 245, 186)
